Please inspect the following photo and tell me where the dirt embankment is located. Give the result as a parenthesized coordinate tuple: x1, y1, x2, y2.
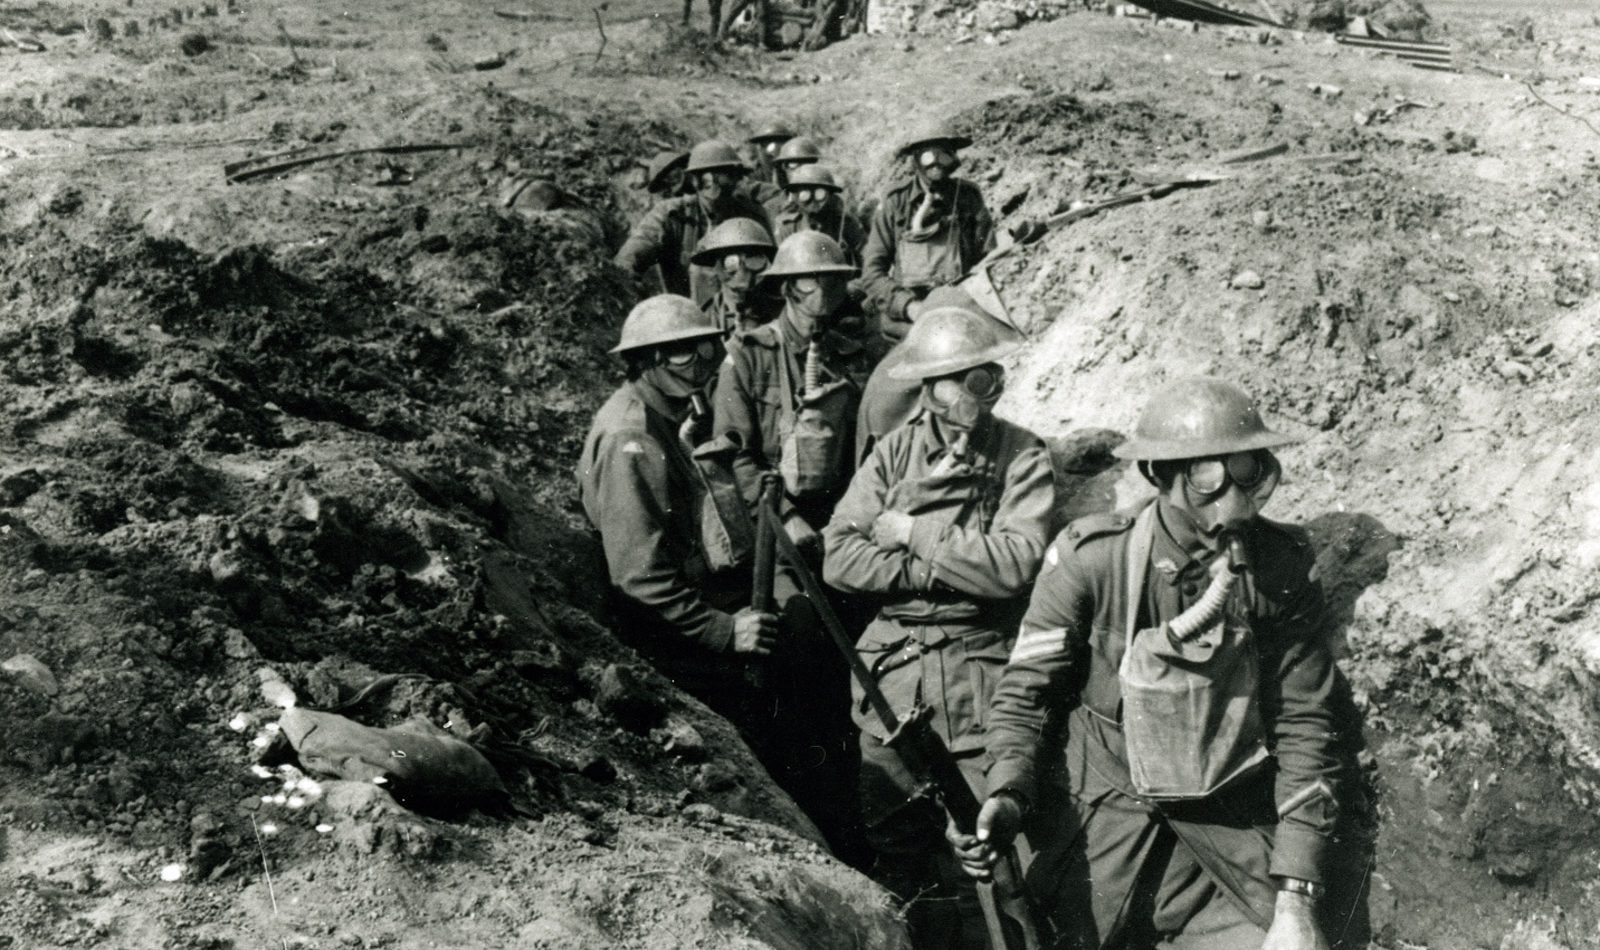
(0, 10, 908, 947)
(4, 1, 1600, 948)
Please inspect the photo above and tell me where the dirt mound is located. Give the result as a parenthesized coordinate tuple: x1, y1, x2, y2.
(0, 80, 904, 949)
(956, 50, 1600, 946)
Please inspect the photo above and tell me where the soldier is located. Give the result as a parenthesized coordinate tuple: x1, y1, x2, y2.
(956, 377, 1344, 950)
(577, 295, 777, 726)
(747, 122, 798, 201)
(615, 141, 771, 305)
(641, 149, 689, 198)
(821, 306, 1055, 950)
(854, 284, 1014, 463)
(774, 164, 867, 266)
(861, 125, 995, 343)
(763, 135, 825, 216)
(690, 217, 781, 336)
(713, 230, 880, 539)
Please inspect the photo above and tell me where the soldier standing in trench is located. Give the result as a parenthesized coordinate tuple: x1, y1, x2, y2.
(861, 124, 995, 344)
(691, 216, 782, 336)
(821, 305, 1055, 950)
(577, 295, 778, 733)
(953, 377, 1344, 950)
(712, 230, 882, 863)
(615, 140, 772, 306)
(773, 164, 867, 267)
(745, 122, 798, 207)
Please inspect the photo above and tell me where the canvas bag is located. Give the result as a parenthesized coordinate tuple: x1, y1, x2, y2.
(1118, 505, 1270, 800)
(689, 433, 755, 573)
(776, 341, 852, 498)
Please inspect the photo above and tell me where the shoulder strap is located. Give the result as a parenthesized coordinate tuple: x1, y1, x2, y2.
(775, 334, 795, 422)
(1123, 502, 1157, 656)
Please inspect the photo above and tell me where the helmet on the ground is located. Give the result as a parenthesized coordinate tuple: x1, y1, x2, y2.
(611, 294, 723, 354)
(690, 217, 777, 266)
(747, 123, 797, 145)
(684, 140, 748, 176)
(643, 150, 688, 193)
(761, 232, 857, 281)
(775, 136, 823, 165)
(785, 165, 843, 193)
(1113, 377, 1301, 461)
(895, 123, 973, 158)
(888, 306, 1019, 380)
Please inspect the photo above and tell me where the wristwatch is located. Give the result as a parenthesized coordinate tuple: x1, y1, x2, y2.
(1276, 877, 1324, 900)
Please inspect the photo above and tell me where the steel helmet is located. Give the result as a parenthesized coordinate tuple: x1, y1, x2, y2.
(684, 140, 748, 176)
(610, 294, 723, 354)
(643, 149, 688, 193)
(1113, 377, 1302, 461)
(761, 232, 857, 281)
(747, 122, 797, 145)
(887, 306, 1020, 380)
(785, 164, 842, 193)
(689, 217, 776, 266)
(775, 136, 823, 166)
(895, 122, 973, 158)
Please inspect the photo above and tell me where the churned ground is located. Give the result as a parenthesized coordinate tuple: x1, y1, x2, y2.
(1, 0, 1599, 947)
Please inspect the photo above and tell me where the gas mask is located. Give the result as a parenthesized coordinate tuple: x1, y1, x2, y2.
(695, 170, 737, 211)
(914, 147, 959, 188)
(718, 249, 770, 298)
(782, 275, 847, 340)
(922, 364, 1003, 432)
(790, 185, 831, 217)
(1158, 450, 1281, 550)
(643, 337, 723, 401)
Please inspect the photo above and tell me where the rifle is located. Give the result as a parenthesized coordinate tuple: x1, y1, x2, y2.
(759, 498, 1045, 950)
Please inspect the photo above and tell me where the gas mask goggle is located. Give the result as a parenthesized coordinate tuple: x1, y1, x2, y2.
(644, 336, 722, 398)
(923, 363, 1003, 431)
(917, 147, 959, 171)
(761, 140, 785, 159)
(718, 250, 770, 292)
(788, 185, 832, 212)
(1162, 450, 1281, 540)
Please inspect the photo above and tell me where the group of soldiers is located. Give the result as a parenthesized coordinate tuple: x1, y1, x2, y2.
(578, 122, 1347, 950)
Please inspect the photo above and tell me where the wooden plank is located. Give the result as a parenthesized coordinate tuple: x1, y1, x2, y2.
(225, 143, 464, 183)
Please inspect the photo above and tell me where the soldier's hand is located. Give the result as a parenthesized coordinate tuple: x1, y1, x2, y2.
(1261, 889, 1330, 950)
(904, 298, 926, 321)
(870, 511, 914, 551)
(947, 794, 1023, 880)
(731, 608, 778, 656)
(783, 513, 821, 556)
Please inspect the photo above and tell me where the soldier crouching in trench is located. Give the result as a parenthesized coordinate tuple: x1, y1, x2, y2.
(951, 377, 1346, 950)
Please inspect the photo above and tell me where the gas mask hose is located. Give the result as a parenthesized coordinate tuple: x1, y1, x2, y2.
(1166, 540, 1246, 642)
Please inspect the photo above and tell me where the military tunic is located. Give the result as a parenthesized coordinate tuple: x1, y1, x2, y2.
(985, 502, 1345, 947)
(860, 177, 994, 337)
(576, 381, 747, 712)
(614, 196, 772, 305)
(821, 409, 1055, 950)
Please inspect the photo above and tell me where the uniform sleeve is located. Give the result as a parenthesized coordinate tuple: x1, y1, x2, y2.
(821, 444, 923, 593)
(984, 538, 1095, 807)
(590, 429, 735, 652)
(860, 199, 916, 324)
(1261, 569, 1343, 883)
(904, 443, 1053, 599)
(711, 346, 770, 510)
(614, 202, 675, 275)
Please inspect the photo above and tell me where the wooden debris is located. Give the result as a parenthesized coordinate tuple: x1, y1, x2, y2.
(2, 28, 46, 52)
(224, 143, 464, 183)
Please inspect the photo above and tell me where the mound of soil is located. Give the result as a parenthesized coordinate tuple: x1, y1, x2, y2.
(0, 79, 904, 949)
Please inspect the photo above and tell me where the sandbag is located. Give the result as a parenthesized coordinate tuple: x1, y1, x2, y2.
(278, 707, 508, 813)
